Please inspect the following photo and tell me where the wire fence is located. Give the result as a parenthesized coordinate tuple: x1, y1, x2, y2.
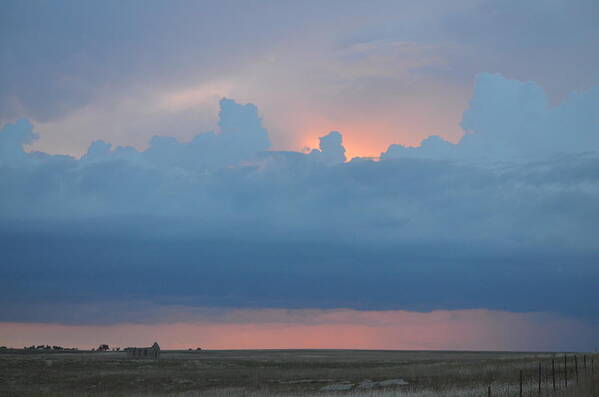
(486, 354, 598, 397)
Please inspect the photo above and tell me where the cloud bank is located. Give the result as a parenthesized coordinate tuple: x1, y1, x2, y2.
(1, 74, 598, 330)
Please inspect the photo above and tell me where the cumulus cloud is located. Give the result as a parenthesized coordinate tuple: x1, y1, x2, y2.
(5, 1, 597, 160)
(76, 98, 270, 172)
(308, 131, 346, 164)
(382, 73, 599, 161)
(1, 74, 598, 326)
(0, 119, 38, 166)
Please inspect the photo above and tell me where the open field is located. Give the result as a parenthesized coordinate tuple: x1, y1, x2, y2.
(0, 349, 597, 396)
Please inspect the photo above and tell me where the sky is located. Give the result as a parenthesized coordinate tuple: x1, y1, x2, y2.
(1, 0, 598, 351)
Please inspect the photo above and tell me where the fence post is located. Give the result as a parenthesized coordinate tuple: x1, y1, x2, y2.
(584, 355, 587, 372)
(565, 354, 568, 388)
(575, 355, 579, 384)
(538, 361, 541, 395)
(552, 357, 556, 392)
(487, 384, 491, 397)
(520, 369, 523, 397)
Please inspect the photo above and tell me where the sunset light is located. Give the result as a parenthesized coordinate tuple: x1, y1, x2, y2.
(1, 1, 598, 395)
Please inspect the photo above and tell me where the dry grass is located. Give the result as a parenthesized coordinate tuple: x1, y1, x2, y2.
(1, 350, 597, 396)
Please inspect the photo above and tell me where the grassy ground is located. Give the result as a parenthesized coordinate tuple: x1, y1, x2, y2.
(0, 350, 597, 396)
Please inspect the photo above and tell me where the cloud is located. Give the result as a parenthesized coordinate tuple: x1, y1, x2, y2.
(382, 73, 599, 161)
(308, 131, 346, 164)
(0, 119, 38, 166)
(4, 1, 597, 160)
(1, 74, 598, 327)
(77, 98, 270, 172)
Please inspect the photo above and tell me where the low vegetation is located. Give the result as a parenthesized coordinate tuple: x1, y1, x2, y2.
(0, 349, 597, 396)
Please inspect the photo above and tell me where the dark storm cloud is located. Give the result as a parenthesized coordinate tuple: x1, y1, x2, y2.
(1, 73, 598, 325)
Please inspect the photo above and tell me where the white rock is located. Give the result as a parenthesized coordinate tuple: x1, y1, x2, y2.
(320, 383, 353, 391)
(378, 378, 409, 386)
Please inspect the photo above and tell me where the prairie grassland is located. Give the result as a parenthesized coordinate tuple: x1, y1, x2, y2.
(0, 350, 597, 396)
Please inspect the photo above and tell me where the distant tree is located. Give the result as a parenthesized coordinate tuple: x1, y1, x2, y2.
(97, 344, 109, 351)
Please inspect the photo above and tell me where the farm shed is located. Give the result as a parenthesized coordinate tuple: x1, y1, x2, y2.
(125, 342, 160, 359)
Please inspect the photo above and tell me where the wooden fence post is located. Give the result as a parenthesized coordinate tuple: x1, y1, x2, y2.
(487, 384, 491, 397)
(584, 355, 587, 372)
(538, 361, 541, 395)
(520, 369, 523, 397)
(552, 357, 556, 392)
(565, 354, 568, 388)
(575, 355, 579, 384)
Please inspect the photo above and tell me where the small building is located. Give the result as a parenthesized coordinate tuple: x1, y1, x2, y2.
(125, 342, 160, 359)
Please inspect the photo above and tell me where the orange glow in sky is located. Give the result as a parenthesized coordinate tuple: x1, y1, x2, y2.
(0, 309, 592, 351)
(264, 104, 465, 160)
(292, 121, 421, 160)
